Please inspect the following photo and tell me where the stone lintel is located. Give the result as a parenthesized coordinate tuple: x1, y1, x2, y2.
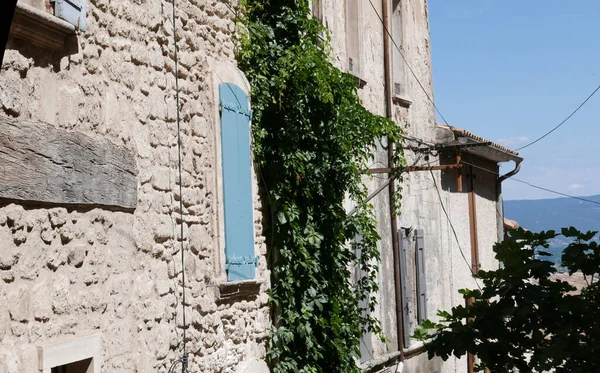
(38, 333, 102, 373)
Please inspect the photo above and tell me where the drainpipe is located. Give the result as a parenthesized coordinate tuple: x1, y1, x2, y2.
(498, 159, 522, 184)
(497, 159, 523, 242)
(466, 158, 521, 373)
(466, 164, 478, 373)
(382, 0, 406, 359)
(467, 165, 480, 275)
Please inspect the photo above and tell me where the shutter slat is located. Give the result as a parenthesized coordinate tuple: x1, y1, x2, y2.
(219, 83, 255, 281)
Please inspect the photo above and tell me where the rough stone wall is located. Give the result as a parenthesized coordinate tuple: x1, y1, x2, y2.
(0, 1, 270, 372)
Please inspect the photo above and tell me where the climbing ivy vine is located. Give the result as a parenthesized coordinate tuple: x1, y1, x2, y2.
(237, 1, 405, 372)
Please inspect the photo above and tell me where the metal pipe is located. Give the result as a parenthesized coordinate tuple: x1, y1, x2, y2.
(466, 165, 479, 373)
(498, 158, 522, 184)
(456, 152, 463, 193)
(497, 158, 523, 243)
(347, 176, 394, 217)
(382, 0, 405, 358)
(467, 165, 480, 274)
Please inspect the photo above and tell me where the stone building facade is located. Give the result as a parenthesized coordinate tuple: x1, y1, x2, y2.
(0, 1, 523, 373)
(0, 0, 270, 372)
(316, 1, 522, 372)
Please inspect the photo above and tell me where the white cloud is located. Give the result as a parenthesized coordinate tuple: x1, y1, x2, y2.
(496, 136, 530, 147)
(569, 183, 585, 191)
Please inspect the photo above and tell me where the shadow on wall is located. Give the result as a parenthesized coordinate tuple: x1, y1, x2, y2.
(440, 153, 497, 202)
(6, 36, 79, 73)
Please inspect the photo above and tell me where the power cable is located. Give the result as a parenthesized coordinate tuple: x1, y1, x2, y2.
(171, 0, 188, 371)
(516, 83, 600, 151)
(461, 160, 600, 206)
(366, 0, 600, 154)
(427, 167, 483, 289)
(223, 0, 445, 152)
(364, 0, 453, 128)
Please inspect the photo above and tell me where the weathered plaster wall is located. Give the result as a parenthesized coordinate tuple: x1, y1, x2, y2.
(323, 0, 501, 372)
(322, 0, 449, 371)
(438, 158, 502, 373)
(474, 161, 502, 273)
(0, 1, 270, 372)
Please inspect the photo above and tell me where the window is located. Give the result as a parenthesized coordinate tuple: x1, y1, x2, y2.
(391, 0, 411, 106)
(311, 0, 323, 23)
(38, 334, 101, 373)
(9, 0, 82, 52)
(51, 358, 93, 373)
(345, 0, 361, 77)
(218, 83, 257, 282)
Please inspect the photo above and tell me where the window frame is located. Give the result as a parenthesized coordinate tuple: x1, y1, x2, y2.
(210, 63, 259, 284)
(345, 0, 362, 78)
(391, 0, 412, 107)
(311, 0, 323, 23)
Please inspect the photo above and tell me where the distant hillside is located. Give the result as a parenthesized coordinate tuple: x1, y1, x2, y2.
(505, 195, 600, 271)
(504, 195, 600, 233)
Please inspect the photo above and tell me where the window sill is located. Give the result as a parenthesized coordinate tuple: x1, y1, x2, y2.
(9, 2, 76, 50)
(359, 342, 426, 373)
(215, 279, 264, 302)
(392, 94, 413, 108)
(347, 70, 367, 89)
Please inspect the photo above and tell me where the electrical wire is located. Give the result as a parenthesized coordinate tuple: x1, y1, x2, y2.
(364, 0, 453, 129)
(171, 0, 188, 371)
(223, 0, 447, 152)
(225, 0, 484, 291)
(428, 166, 483, 290)
(516, 83, 600, 151)
(365, 0, 600, 154)
(461, 160, 600, 206)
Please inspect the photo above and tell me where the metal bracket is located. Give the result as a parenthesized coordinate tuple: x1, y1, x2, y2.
(225, 255, 259, 269)
(220, 101, 252, 120)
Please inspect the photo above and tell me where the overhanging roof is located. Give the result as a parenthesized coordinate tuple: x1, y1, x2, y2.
(437, 124, 524, 164)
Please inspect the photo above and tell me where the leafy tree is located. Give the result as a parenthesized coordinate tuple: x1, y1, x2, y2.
(415, 227, 600, 372)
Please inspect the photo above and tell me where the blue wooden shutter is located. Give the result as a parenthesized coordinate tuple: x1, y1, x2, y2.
(219, 83, 256, 281)
(55, 0, 87, 31)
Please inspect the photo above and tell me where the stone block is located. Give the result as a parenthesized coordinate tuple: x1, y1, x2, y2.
(67, 246, 86, 267)
(7, 287, 30, 323)
(236, 358, 270, 373)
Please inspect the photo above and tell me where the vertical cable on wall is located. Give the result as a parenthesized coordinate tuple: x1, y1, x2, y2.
(168, 0, 188, 371)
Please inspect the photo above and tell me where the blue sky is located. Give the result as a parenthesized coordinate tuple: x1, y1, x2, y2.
(428, 0, 600, 200)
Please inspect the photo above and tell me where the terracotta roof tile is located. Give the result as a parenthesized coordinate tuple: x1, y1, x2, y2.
(437, 124, 520, 156)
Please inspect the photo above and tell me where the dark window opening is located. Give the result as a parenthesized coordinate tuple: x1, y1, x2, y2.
(51, 358, 92, 373)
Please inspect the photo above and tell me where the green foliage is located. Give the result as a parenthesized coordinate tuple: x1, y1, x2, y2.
(237, 1, 404, 372)
(414, 227, 600, 372)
